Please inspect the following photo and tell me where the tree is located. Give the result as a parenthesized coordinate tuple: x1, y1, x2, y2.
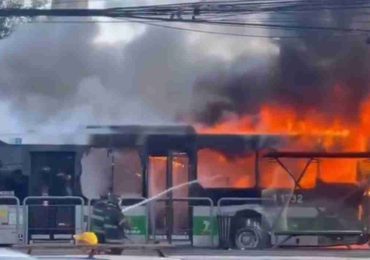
(0, 0, 47, 39)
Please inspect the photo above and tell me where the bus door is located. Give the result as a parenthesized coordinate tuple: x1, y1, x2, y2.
(148, 152, 191, 244)
(28, 152, 77, 243)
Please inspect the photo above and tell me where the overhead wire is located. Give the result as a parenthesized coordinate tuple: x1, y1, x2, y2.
(45, 0, 370, 14)
(29, 17, 302, 38)
(4, 0, 370, 38)
(28, 17, 370, 41)
(105, 0, 370, 33)
(103, 12, 370, 33)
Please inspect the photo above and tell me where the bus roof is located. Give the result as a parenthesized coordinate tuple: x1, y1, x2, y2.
(264, 151, 370, 158)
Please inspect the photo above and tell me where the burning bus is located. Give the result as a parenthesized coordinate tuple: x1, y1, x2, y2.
(192, 135, 370, 249)
(0, 125, 369, 249)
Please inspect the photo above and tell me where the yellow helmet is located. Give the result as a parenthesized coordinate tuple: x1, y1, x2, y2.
(73, 232, 98, 245)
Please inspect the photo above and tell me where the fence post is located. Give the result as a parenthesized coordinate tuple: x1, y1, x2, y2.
(0, 196, 21, 245)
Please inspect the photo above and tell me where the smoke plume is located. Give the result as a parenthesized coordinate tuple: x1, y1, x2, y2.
(191, 9, 370, 126)
(0, 0, 369, 136)
(0, 0, 213, 133)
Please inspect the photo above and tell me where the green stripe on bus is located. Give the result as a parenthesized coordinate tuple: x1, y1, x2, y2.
(125, 215, 147, 236)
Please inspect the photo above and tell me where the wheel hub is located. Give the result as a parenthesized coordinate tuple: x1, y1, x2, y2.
(238, 230, 258, 249)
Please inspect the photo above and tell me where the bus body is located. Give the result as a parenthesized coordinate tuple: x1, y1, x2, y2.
(0, 126, 368, 249)
(192, 151, 370, 249)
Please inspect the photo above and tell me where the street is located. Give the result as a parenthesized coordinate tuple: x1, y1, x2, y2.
(15, 248, 370, 260)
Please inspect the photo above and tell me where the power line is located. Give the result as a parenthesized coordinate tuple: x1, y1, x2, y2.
(30, 18, 302, 39)
(3, 0, 370, 35)
(110, 20, 370, 39)
(114, 14, 370, 33)
(29, 18, 370, 41)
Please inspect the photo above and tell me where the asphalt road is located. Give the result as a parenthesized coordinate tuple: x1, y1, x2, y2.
(163, 248, 370, 259)
(6, 244, 370, 260)
(12, 248, 370, 260)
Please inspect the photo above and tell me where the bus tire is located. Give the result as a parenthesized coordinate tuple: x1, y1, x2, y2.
(234, 219, 269, 250)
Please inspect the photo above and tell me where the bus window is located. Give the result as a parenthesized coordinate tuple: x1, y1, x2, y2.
(112, 148, 143, 197)
(358, 159, 370, 182)
(81, 148, 143, 199)
(197, 149, 256, 188)
(0, 169, 28, 201)
(318, 159, 358, 184)
(80, 148, 112, 199)
(259, 158, 318, 189)
(30, 152, 75, 197)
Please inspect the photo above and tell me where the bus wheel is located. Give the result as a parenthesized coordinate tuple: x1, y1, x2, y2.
(234, 219, 268, 250)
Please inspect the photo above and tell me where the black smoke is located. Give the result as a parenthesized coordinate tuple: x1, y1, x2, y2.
(191, 9, 370, 126)
(1, 0, 370, 134)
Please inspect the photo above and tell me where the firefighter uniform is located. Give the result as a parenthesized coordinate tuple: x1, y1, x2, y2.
(103, 202, 126, 243)
(90, 194, 128, 244)
(90, 200, 107, 243)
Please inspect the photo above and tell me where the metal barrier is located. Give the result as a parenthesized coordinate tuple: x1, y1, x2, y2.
(23, 196, 85, 244)
(86, 199, 96, 231)
(121, 197, 149, 242)
(152, 197, 214, 247)
(217, 197, 274, 211)
(0, 196, 21, 244)
(120, 196, 147, 206)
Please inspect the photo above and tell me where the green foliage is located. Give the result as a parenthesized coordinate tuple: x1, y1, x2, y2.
(0, 0, 48, 40)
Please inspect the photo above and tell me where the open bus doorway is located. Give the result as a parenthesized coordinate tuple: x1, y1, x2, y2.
(148, 152, 191, 244)
(27, 152, 77, 243)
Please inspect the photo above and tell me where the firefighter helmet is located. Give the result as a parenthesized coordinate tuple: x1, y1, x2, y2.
(73, 232, 99, 245)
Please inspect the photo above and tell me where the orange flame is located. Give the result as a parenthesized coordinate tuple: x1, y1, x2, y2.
(195, 100, 370, 188)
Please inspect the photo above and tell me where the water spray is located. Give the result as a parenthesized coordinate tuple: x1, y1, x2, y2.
(121, 179, 199, 213)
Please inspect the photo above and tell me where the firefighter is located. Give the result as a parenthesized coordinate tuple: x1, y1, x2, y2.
(90, 196, 107, 243)
(103, 193, 129, 244)
(90, 193, 130, 245)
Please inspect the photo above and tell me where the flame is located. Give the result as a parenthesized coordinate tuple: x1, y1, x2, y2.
(197, 149, 256, 188)
(148, 156, 189, 195)
(195, 99, 370, 188)
(197, 104, 353, 141)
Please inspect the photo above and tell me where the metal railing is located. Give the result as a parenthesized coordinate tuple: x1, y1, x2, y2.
(152, 197, 214, 246)
(120, 196, 147, 207)
(23, 196, 85, 244)
(121, 196, 149, 241)
(0, 196, 21, 244)
(217, 197, 275, 213)
(86, 198, 97, 231)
